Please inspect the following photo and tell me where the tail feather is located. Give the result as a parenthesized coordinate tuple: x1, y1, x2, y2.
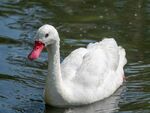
(118, 46, 127, 68)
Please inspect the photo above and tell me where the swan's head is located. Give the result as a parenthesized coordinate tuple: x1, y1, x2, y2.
(28, 24, 59, 60)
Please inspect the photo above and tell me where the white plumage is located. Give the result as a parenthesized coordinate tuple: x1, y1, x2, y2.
(28, 25, 127, 107)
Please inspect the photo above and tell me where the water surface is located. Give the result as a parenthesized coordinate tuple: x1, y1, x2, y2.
(0, 0, 149, 113)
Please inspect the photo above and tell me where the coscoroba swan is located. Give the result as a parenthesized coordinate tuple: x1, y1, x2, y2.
(28, 24, 127, 107)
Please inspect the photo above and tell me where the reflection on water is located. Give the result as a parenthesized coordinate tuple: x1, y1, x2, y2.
(0, 0, 150, 113)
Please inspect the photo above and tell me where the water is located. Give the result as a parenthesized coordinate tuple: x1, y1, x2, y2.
(0, 0, 149, 113)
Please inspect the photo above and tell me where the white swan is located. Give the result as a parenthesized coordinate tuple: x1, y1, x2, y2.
(28, 24, 127, 107)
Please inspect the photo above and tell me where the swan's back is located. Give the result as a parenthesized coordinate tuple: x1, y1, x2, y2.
(72, 38, 120, 87)
(61, 38, 127, 104)
(88, 38, 119, 70)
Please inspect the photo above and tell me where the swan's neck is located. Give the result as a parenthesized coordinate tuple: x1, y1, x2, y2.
(45, 41, 66, 105)
(46, 41, 61, 86)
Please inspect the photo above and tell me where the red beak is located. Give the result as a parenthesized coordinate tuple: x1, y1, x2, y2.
(28, 41, 45, 60)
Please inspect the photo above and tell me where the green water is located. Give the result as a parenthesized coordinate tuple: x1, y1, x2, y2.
(0, 0, 149, 113)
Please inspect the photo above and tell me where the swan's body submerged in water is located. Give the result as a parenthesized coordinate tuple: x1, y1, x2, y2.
(28, 24, 127, 107)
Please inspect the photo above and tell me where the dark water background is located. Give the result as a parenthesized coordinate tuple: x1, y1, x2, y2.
(0, 0, 149, 113)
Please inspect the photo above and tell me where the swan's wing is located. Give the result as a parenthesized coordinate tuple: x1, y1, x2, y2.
(61, 48, 88, 80)
(73, 38, 121, 88)
(61, 38, 127, 103)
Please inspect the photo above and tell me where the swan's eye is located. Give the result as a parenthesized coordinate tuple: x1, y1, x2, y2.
(45, 33, 49, 38)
